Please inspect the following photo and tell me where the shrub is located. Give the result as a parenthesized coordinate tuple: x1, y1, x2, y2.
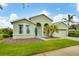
(68, 31, 79, 37)
(0, 34, 10, 40)
(3, 34, 10, 38)
(0, 34, 3, 40)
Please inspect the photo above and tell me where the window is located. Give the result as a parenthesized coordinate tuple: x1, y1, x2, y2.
(19, 25, 23, 34)
(26, 25, 30, 34)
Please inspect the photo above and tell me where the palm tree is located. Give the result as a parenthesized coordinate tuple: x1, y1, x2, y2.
(63, 14, 75, 35)
(44, 25, 49, 36)
(44, 25, 59, 37)
(49, 25, 59, 37)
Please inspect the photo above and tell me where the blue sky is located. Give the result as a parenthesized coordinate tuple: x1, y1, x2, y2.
(0, 3, 79, 28)
(0, 3, 78, 17)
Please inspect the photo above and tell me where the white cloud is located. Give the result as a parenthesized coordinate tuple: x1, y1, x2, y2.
(76, 3, 79, 12)
(53, 14, 79, 23)
(9, 13, 18, 22)
(53, 14, 68, 22)
(0, 16, 12, 28)
(73, 16, 79, 22)
(40, 10, 49, 16)
(31, 10, 51, 18)
(0, 3, 8, 11)
(0, 3, 8, 7)
(0, 13, 18, 28)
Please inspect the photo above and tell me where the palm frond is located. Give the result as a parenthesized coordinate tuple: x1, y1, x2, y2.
(62, 18, 67, 21)
(0, 4, 3, 10)
(68, 14, 75, 22)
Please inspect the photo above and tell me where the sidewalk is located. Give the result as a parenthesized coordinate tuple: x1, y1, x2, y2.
(33, 45, 79, 56)
(60, 37, 79, 41)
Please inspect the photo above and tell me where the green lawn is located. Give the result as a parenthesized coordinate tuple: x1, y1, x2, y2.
(0, 39, 79, 56)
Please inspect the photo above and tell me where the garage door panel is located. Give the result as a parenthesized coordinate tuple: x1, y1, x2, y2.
(53, 30, 67, 37)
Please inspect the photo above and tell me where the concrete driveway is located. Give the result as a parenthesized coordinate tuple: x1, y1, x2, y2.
(33, 45, 79, 56)
(60, 37, 79, 41)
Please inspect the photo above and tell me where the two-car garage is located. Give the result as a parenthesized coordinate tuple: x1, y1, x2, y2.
(53, 22, 68, 37)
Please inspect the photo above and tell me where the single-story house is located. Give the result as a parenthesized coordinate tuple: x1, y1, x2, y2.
(11, 14, 53, 39)
(11, 14, 68, 39)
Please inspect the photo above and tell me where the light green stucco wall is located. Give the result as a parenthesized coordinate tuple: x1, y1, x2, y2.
(54, 22, 68, 37)
(55, 23, 68, 29)
(30, 15, 53, 36)
(12, 15, 53, 39)
(13, 20, 35, 39)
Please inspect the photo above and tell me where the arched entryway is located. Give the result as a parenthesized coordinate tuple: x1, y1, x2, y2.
(43, 23, 49, 36)
(35, 23, 42, 37)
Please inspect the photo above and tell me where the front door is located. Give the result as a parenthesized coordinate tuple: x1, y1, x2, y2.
(35, 27, 38, 36)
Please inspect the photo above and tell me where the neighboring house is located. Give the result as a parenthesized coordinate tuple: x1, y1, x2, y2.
(53, 21, 68, 37)
(11, 14, 53, 39)
(69, 23, 79, 31)
(75, 23, 79, 31)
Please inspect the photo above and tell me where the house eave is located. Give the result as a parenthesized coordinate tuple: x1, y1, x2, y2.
(11, 18, 36, 25)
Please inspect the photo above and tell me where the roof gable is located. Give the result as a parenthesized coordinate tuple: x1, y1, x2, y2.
(53, 21, 68, 27)
(11, 14, 53, 25)
(29, 14, 53, 21)
(11, 18, 35, 25)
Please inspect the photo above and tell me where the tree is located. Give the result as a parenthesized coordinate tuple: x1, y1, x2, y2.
(44, 25, 59, 37)
(0, 3, 30, 10)
(71, 24, 79, 31)
(0, 28, 13, 38)
(22, 3, 30, 9)
(0, 4, 3, 10)
(70, 25, 77, 30)
(63, 14, 75, 34)
(76, 24, 79, 30)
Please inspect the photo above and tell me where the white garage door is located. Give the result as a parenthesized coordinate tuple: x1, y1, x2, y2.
(54, 29, 68, 37)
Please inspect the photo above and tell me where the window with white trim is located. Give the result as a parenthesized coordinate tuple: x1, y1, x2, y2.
(19, 25, 23, 34)
(26, 25, 30, 34)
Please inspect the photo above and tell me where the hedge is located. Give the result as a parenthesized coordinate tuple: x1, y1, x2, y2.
(3, 34, 10, 38)
(0, 34, 10, 40)
(68, 31, 79, 37)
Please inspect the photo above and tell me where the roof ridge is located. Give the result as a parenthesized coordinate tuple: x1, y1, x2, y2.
(29, 14, 53, 21)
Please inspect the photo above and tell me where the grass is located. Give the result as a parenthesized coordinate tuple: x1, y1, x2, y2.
(0, 39, 79, 56)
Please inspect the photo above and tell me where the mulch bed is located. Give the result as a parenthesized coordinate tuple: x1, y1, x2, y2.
(2, 38, 43, 44)
(1, 37, 62, 44)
